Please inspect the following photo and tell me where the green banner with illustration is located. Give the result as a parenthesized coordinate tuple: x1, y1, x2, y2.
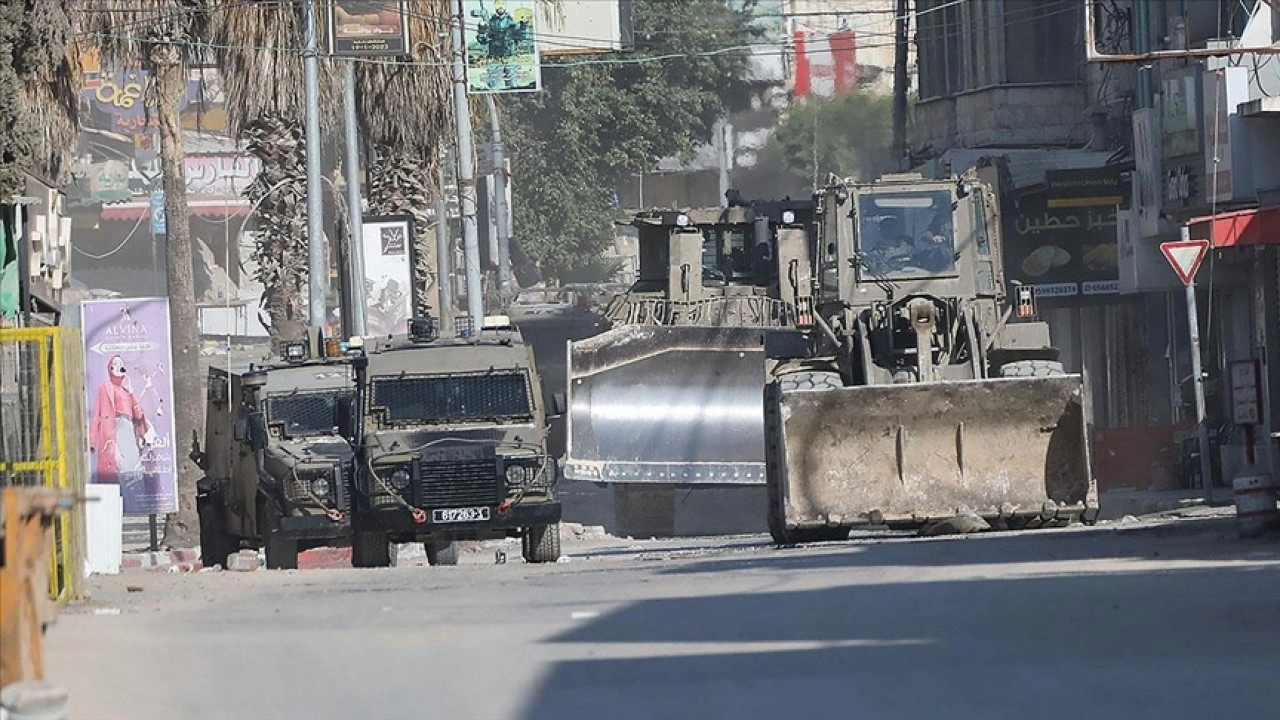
(463, 0, 541, 93)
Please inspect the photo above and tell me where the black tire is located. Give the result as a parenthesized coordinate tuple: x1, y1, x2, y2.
(197, 489, 236, 568)
(777, 370, 843, 393)
(522, 523, 561, 563)
(998, 360, 1065, 378)
(257, 495, 298, 570)
(425, 539, 460, 566)
(352, 531, 391, 568)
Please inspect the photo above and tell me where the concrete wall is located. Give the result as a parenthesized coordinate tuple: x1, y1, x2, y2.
(914, 83, 1091, 150)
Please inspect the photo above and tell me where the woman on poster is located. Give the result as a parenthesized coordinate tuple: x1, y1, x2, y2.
(89, 355, 158, 488)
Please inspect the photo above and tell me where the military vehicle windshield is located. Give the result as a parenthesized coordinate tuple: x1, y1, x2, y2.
(266, 390, 351, 438)
(858, 191, 956, 278)
(701, 225, 768, 284)
(371, 371, 533, 425)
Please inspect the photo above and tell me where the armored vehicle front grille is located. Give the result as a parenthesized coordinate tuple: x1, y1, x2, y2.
(416, 460, 501, 508)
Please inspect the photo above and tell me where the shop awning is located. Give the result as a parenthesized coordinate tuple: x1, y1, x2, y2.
(100, 198, 252, 221)
(1186, 205, 1280, 248)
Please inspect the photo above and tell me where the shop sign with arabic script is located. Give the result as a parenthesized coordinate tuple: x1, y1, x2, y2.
(1002, 193, 1121, 302)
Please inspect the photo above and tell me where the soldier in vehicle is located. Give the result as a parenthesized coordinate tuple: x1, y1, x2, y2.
(911, 220, 956, 273)
(866, 216, 915, 273)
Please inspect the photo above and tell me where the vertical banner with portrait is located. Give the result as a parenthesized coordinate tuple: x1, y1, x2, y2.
(81, 298, 179, 516)
(362, 216, 416, 337)
(463, 0, 541, 93)
(326, 0, 411, 56)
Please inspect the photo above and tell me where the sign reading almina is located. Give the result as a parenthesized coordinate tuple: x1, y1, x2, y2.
(326, 0, 411, 57)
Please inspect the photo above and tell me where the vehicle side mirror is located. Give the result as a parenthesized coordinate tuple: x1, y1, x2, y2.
(335, 397, 356, 440)
(550, 391, 567, 418)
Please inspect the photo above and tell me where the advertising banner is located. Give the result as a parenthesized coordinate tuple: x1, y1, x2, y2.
(1002, 193, 1120, 302)
(82, 298, 178, 515)
(463, 0, 541, 93)
(362, 216, 415, 337)
(326, 0, 411, 57)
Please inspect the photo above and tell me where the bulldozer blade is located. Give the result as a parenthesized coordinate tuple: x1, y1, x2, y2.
(565, 325, 768, 484)
(771, 376, 1096, 527)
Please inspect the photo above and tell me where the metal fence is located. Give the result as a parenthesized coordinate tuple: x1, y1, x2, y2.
(0, 327, 87, 602)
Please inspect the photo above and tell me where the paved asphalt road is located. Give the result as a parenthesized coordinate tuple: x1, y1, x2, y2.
(49, 517, 1280, 720)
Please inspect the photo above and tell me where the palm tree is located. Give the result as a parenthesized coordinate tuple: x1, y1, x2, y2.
(1, 0, 80, 196)
(82, 0, 205, 547)
(356, 0, 451, 319)
(202, 1, 340, 345)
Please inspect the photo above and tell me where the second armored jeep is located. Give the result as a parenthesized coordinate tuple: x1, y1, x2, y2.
(342, 317, 564, 567)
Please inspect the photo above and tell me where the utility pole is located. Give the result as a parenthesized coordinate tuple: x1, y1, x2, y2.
(486, 96, 512, 304)
(450, 0, 485, 331)
(890, 0, 910, 170)
(342, 60, 367, 337)
(437, 153, 455, 336)
(717, 120, 733, 207)
(303, 0, 328, 332)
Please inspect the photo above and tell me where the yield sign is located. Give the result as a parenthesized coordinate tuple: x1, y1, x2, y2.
(1160, 239, 1210, 285)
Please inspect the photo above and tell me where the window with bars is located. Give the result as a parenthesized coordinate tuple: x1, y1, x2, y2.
(266, 391, 352, 438)
(371, 372, 533, 425)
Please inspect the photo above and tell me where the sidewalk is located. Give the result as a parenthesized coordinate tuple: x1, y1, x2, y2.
(1098, 488, 1229, 521)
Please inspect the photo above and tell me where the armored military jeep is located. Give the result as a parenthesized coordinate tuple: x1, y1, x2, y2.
(194, 347, 355, 569)
(343, 318, 563, 567)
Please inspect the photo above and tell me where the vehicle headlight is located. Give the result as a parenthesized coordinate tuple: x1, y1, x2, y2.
(310, 476, 331, 498)
(504, 463, 530, 485)
(388, 468, 412, 492)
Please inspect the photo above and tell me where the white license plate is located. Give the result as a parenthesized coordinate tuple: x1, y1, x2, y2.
(432, 506, 490, 524)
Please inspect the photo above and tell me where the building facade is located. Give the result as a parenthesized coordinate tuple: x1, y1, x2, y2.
(912, 0, 1280, 496)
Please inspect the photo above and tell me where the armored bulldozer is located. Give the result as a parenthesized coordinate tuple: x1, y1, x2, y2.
(194, 342, 355, 569)
(765, 170, 1097, 543)
(342, 317, 563, 568)
(563, 201, 815, 536)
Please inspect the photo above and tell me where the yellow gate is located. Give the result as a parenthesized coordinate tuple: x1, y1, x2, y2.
(0, 327, 87, 602)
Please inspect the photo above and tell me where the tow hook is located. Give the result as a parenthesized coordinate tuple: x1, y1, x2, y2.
(497, 498, 515, 517)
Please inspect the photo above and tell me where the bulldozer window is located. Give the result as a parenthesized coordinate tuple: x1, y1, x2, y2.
(858, 191, 956, 277)
(702, 227, 760, 285)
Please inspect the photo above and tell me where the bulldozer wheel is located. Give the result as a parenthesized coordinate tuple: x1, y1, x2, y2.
(998, 360, 1065, 378)
(425, 539, 461, 566)
(777, 370, 844, 392)
(352, 531, 391, 568)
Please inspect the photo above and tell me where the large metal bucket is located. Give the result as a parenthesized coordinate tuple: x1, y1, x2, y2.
(564, 325, 768, 485)
(770, 375, 1096, 527)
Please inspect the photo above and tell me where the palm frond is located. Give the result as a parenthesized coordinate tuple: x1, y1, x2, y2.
(354, 0, 451, 155)
(0, 0, 81, 193)
(203, 0, 341, 138)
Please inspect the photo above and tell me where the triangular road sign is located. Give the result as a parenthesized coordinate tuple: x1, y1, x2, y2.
(1160, 239, 1210, 285)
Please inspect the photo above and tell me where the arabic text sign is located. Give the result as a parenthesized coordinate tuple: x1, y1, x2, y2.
(81, 66, 200, 135)
(326, 0, 410, 56)
(1045, 167, 1130, 209)
(463, 0, 541, 93)
(362, 216, 415, 337)
(185, 154, 262, 197)
(1003, 193, 1120, 302)
(82, 298, 179, 516)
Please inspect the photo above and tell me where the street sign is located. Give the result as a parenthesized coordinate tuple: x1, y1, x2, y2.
(1160, 238, 1209, 285)
(149, 190, 166, 236)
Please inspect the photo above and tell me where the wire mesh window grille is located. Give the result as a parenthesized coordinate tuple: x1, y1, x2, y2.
(266, 391, 351, 437)
(372, 372, 532, 425)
